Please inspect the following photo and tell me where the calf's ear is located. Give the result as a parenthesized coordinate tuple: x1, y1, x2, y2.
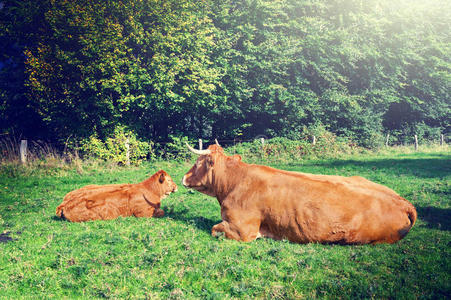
(159, 172, 165, 183)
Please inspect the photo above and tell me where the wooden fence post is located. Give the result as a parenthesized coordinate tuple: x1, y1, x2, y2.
(20, 140, 27, 164)
(75, 141, 79, 160)
(198, 139, 203, 150)
(125, 138, 130, 166)
(440, 134, 444, 146)
(385, 133, 390, 147)
(312, 135, 316, 145)
(414, 135, 418, 151)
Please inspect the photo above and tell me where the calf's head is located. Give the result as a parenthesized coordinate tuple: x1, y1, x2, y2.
(156, 170, 178, 196)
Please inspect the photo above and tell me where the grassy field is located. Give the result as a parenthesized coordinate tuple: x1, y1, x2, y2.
(0, 149, 450, 298)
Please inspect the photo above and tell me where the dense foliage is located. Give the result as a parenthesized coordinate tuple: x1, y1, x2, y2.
(81, 126, 154, 165)
(1, 0, 450, 146)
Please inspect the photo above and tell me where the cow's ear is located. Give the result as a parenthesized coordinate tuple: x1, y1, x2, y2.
(233, 155, 242, 162)
(159, 172, 165, 183)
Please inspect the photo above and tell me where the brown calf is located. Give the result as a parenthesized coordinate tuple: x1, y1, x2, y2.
(56, 170, 177, 222)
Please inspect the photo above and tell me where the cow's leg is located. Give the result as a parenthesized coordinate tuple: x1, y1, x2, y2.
(212, 221, 241, 240)
(212, 218, 260, 242)
(153, 208, 165, 218)
(133, 207, 156, 218)
(132, 206, 164, 218)
(97, 205, 122, 220)
(131, 194, 163, 218)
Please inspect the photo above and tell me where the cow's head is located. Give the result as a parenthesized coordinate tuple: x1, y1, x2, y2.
(182, 141, 241, 197)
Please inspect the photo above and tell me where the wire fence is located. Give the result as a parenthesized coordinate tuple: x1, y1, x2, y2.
(0, 133, 449, 165)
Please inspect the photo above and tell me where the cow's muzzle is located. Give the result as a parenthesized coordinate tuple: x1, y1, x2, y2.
(182, 175, 189, 187)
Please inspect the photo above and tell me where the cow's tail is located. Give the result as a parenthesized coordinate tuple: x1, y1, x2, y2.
(398, 199, 417, 239)
(56, 205, 64, 219)
(56, 205, 68, 221)
(406, 203, 417, 228)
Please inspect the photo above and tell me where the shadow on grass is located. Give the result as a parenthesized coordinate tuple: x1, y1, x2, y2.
(294, 156, 451, 179)
(417, 206, 451, 231)
(0, 230, 22, 244)
(0, 232, 14, 243)
(164, 207, 218, 233)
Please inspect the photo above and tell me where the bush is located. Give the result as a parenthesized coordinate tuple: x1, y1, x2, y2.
(227, 128, 362, 163)
(414, 123, 442, 143)
(155, 135, 196, 161)
(388, 123, 444, 146)
(80, 127, 154, 165)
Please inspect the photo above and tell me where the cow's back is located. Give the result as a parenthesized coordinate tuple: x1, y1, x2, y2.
(250, 167, 416, 244)
(56, 183, 134, 222)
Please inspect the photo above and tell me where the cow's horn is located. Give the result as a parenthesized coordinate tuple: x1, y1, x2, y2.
(215, 139, 220, 146)
(185, 142, 212, 155)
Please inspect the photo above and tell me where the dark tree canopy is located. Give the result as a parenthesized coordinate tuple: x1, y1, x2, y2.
(1, 0, 450, 145)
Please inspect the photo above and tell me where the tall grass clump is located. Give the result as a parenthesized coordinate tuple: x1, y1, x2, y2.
(0, 135, 20, 162)
(0, 136, 76, 177)
(0, 135, 70, 164)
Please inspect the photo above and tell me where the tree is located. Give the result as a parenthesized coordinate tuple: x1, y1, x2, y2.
(1, 0, 449, 145)
(2, 0, 221, 141)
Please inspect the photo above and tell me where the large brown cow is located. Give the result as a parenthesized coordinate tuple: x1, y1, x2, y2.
(182, 143, 417, 244)
(56, 170, 177, 222)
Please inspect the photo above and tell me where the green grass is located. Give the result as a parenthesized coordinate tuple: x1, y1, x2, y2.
(0, 149, 450, 298)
